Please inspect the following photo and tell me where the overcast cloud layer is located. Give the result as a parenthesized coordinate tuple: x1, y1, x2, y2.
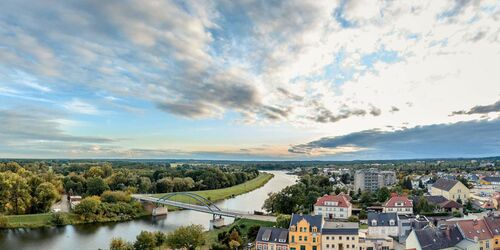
(0, 0, 499, 159)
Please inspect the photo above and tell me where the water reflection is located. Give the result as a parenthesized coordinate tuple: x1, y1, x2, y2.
(0, 171, 297, 250)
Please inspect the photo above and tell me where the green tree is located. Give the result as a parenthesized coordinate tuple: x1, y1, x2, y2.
(377, 187, 390, 203)
(73, 196, 102, 221)
(134, 231, 157, 250)
(348, 216, 360, 222)
(110, 237, 134, 250)
(276, 214, 291, 228)
(86, 166, 105, 178)
(247, 225, 261, 242)
(0, 172, 32, 214)
(34, 182, 59, 213)
(50, 212, 68, 226)
(101, 191, 131, 203)
(86, 177, 109, 196)
(166, 225, 205, 250)
(154, 231, 167, 249)
(415, 197, 434, 213)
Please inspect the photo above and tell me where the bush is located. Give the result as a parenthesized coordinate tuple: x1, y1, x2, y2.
(0, 215, 8, 228)
(348, 216, 360, 222)
(452, 211, 463, 218)
(50, 212, 68, 226)
(110, 237, 134, 250)
(101, 191, 131, 203)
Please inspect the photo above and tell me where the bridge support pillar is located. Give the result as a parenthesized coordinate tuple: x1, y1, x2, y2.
(209, 217, 225, 228)
(152, 206, 168, 216)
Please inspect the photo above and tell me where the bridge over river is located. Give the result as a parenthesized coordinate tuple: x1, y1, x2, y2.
(132, 192, 277, 222)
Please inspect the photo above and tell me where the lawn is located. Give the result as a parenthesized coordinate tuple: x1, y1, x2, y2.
(4, 212, 81, 228)
(152, 172, 273, 204)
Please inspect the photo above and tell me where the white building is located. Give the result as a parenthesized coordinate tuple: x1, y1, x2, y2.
(314, 193, 352, 220)
(367, 212, 399, 237)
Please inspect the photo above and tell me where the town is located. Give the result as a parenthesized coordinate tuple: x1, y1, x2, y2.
(254, 163, 500, 250)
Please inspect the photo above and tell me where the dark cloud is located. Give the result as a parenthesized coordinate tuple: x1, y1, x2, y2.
(308, 101, 383, 123)
(289, 119, 500, 159)
(451, 100, 500, 115)
(390, 106, 400, 113)
(369, 106, 382, 116)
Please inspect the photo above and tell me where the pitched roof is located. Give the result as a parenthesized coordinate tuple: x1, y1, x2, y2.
(367, 212, 398, 227)
(454, 219, 493, 241)
(424, 195, 448, 205)
(384, 194, 413, 207)
(482, 176, 500, 183)
(484, 216, 500, 236)
(432, 179, 460, 191)
(413, 225, 463, 250)
(290, 214, 323, 230)
(315, 193, 351, 208)
(322, 222, 359, 235)
(256, 227, 289, 243)
(440, 200, 463, 209)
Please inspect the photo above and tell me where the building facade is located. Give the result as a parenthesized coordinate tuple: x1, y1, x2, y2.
(256, 227, 289, 250)
(430, 178, 470, 202)
(314, 193, 352, 220)
(321, 222, 358, 250)
(354, 169, 396, 192)
(367, 213, 399, 237)
(289, 214, 323, 250)
(382, 194, 413, 215)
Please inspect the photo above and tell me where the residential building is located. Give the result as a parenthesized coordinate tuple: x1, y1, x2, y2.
(314, 193, 352, 220)
(418, 195, 464, 213)
(321, 222, 358, 250)
(358, 231, 394, 250)
(484, 216, 500, 250)
(481, 177, 500, 186)
(383, 194, 413, 215)
(354, 169, 396, 192)
(368, 212, 399, 237)
(289, 214, 322, 250)
(256, 227, 289, 250)
(431, 179, 470, 202)
(447, 219, 494, 250)
(397, 214, 430, 243)
(405, 224, 475, 250)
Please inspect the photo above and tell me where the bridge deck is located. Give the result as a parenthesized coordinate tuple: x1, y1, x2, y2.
(132, 194, 276, 222)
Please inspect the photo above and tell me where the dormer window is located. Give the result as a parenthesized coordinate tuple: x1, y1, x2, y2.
(389, 220, 395, 226)
(290, 225, 296, 232)
(312, 226, 317, 232)
(371, 220, 377, 226)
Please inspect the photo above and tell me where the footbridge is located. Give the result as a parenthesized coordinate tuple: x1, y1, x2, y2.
(132, 192, 276, 222)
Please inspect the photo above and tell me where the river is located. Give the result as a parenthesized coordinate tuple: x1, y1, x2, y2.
(0, 171, 297, 250)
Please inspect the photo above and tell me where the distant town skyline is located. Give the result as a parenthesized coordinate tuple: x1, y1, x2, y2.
(0, 0, 499, 160)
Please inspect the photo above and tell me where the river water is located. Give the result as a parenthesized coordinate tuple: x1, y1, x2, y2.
(0, 171, 297, 250)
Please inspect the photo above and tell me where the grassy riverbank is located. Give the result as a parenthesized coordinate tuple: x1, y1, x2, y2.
(2, 172, 273, 229)
(152, 172, 273, 204)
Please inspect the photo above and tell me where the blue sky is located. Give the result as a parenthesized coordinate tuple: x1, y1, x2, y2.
(0, 0, 499, 160)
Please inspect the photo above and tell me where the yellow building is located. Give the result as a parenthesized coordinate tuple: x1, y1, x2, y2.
(484, 216, 500, 250)
(430, 178, 469, 202)
(289, 214, 323, 250)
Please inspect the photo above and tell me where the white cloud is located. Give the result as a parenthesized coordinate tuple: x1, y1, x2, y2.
(63, 99, 100, 115)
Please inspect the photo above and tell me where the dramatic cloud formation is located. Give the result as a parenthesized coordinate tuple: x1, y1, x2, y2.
(0, 0, 499, 159)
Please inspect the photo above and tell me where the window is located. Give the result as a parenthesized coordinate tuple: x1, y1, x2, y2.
(258, 245, 263, 250)
(347, 245, 350, 248)
(339, 236, 342, 240)
(346, 237, 350, 240)
(326, 236, 330, 240)
(300, 246, 306, 250)
(332, 237, 335, 240)
(291, 248, 296, 250)
(486, 241, 490, 248)
(352, 237, 356, 241)
(313, 246, 317, 250)
(299, 236, 302, 241)
(382, 247, 389, 250)
(313, 237, 316, 243)
(291, 236, 295, 243)
(371, 220, 377, 226)
(327, 244, 330, 248)
(389, 220, 395, 226)
(304, 236, 308, 242)
(264, 245, 267, 250)
(352, 245, 355, 248)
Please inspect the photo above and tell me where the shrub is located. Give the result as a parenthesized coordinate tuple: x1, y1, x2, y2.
(101, 191, 131, 203)
(50, 212, 68, 226)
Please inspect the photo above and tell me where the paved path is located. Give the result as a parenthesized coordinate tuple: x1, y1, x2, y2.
(132, 194, 277, 222)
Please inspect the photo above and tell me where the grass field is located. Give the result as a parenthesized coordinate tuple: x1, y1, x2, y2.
(152, 172, 273, 204)
(4, 212, 80, 228)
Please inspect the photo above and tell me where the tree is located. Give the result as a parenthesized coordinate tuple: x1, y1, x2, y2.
(101, 191, 131, 203)
(348, 216, 360, 222)
(50, 212, 68, 226)
(110, 237, 134, 250)
(166, 224, 205, 250)
(377, 187, 390, 203)
(73, 196, 102, 221)
(134, 231, 157, 250)
(415, 197, 434, 214)
(0, 172, 32, 214)
(247, 225, 261, 242)
(86, 166, 105, 178)
(229, 240, 241, 250)
(86, 177, 109, 196)
(276, 214, 291, 228)
(34, 182, 59, 213)
(154, 231, 167, 249)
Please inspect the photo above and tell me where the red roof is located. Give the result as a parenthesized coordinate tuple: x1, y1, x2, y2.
(455, 220, 493, 241)
(441, 200, 463, 209)
(315, 193, 351, 208)
(384, 195, 413, 207)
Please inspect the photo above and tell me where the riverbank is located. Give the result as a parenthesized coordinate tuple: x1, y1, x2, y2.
(1, 172, 274, 229)
(204, 218, 276, 247)
(151, 172, 274, 205)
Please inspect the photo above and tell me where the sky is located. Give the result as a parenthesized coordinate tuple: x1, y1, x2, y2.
(0, 0, 499, 160)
